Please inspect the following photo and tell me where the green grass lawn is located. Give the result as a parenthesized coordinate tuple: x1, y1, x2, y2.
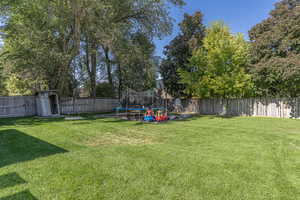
(0, 116, 299, 200)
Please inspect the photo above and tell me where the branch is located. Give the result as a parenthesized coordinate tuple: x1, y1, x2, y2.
(113, 10, 146, 23)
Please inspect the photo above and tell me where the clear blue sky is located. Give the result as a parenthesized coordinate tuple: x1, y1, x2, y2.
(155, 0, 279, 57)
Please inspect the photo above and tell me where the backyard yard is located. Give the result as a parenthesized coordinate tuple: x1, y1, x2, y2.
(0, 116, 299, 200)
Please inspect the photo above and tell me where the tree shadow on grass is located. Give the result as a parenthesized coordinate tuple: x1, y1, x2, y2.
(0, 173, 26, 190)
(0, 190, 37, 200)
(0, 117, 65, 127)
(0, 173, 35, 200)
(0, 129, 68, 168)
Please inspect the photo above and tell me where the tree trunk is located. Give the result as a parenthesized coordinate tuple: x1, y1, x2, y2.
(85, 36, 97, 98)
(117, 63, 122, 99)
(104, 47, 113, 87)
(90, 42, 97, 98)
(71, 0, 81, 53)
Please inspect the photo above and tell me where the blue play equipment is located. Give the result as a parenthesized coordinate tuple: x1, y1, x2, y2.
(144, 115, 156, 122)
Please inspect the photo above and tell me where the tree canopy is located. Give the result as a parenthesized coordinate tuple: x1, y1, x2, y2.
(0, 0, 184, 96)
(249, 0, 300, 97)
(1, 0, 299, 99)
(160, 11, 205, 97)
(179, 22, 253, 98)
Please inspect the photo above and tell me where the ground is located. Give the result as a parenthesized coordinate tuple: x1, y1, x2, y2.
(0, 116, 299, 200)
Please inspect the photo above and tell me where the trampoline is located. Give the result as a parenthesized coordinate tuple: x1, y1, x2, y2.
(115, 87, 169, 122)
(114, 107, 146, 112)
(114, 107, 165, 112)
(114, 106, 168, 122)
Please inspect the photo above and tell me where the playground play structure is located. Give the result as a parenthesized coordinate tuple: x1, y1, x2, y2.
(114, 88, 170, 122)
(115, 106, 169, 122)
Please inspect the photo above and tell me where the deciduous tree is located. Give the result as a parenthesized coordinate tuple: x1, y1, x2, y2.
(180, 22, 253, 98)
(249, 0, 300, 97)
(0, 0, 184, 96)
(160, 11, 205, 97)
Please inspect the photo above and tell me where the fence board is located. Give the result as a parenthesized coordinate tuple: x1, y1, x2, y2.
(0, 96, 36, 118)
(60, 98, 120, 115)
(1, 95, 300, 119)
(195, 98, 300, 119)
(0, 96, 119, 118)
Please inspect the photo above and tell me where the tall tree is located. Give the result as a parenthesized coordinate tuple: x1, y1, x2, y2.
(96, 0, 185, 90)
(118, 33, 157, 92)
(179, 22, 253, 98)
(0, 0, 185, 96)
(0, 0, 86, 95)
(249, 0, 300, 97)
(160, 11, 205, 97)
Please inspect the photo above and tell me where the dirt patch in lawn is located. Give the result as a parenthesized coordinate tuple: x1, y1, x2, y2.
(85, 134, 157, 146)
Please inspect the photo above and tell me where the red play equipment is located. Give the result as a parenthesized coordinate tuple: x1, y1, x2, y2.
(146, 109, 154, 116)
(155, 110, 169, 122)
(144, 108, 168, 122)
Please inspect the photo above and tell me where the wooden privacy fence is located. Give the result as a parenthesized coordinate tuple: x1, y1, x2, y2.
(0, 96, 120, 118)
(0, 95, 299, 119)
(199, 98, 300, 118)
(60, 98, 120, 114)
(0, 96, 36, 118)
